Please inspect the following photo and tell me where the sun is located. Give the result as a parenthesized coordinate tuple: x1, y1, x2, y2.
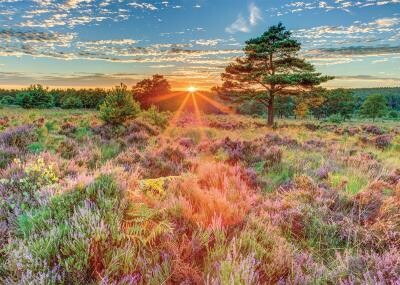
(187, 86, 197, 93)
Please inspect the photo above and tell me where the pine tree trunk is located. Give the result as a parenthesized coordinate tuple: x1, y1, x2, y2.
(267, 96, 274, 126)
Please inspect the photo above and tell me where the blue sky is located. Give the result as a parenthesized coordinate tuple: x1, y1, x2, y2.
(0, 0, 399, 89)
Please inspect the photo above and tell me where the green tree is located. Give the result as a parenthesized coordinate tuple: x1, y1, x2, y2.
(16, 85, 53, 109)
(218, 23, 333, 125)
(132, 74, 171, 109)
(359, 94, 388, 122)
(100, 84, 140, 125)
(311, 89, 355, 120)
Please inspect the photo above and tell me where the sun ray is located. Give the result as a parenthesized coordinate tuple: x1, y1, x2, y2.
(162, 93, 191, 136)
(191, 92, 205, 140)
(197, 93, 234, 114)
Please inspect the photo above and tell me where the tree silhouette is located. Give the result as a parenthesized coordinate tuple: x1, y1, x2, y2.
(133, 74, 171, 109)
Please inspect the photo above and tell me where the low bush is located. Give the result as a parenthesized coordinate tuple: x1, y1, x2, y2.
(141, 105, 169, 129)
(60, 96, 83, 109)
(99, 84, 140, 125)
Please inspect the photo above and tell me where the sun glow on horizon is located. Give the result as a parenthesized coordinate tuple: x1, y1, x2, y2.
(187, 86, 198, 93)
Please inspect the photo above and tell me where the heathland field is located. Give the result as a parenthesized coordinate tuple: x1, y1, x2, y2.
(0, 106, 399, 284)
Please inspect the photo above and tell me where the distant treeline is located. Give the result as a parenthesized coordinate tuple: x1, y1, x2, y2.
(351, 87, 400, 111)
(0, 85, 399, 120)
(0, 85, 107, 109)
(237, 87, 400, 120)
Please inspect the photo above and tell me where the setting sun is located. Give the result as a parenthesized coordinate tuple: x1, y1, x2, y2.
(187, 86, 197, 93)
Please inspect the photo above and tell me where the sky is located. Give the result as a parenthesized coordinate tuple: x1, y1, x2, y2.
(0, 0, 399, 90)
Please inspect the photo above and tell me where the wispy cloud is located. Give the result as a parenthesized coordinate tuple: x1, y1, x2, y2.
(226, 3, 263, 33)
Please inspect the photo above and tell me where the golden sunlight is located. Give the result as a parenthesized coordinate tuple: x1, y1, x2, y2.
(187, 86, 197, 93)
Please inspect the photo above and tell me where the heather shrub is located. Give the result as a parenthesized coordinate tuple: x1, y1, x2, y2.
(262, 146, 282, 170)
(124, 131, 149, 148)
(58, 121, 77, 137)
(211, 137, 258, 165)
(374, 134, 392, 149)
(57, 138, 79, 159)
(115, 146, 141, 171)
(141, 146, 191, 178)
(362, 124, 384, 135)
(0, 145, 18, 168)
(99, 84, 140, 125)
(0, 124, 37, 149)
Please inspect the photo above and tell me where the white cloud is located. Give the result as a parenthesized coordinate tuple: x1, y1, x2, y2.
(249, 3, 262, 26)
(226, 3, 262, 34)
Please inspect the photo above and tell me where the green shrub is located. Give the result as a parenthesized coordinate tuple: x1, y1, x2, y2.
(61, 96, 83, 109)
(27, 142, 44, 154)
(387, 109, 399, 119)
(141, 105, 169, 128)
(99, 84, 140, 125)
(327, 114, 343, 124)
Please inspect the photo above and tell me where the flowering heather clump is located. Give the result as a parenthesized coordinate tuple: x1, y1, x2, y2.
(315, 166, 330, 180)
(124, 130, 149, 148)
(91, 123, 126, 140)
(362, 125, 385, 135)
(0, 124, 37, 149)
(262, 146, 282, 170)
(207, 116, 247, 130)
(141, 145, 191, 178)
(303, 139, 326, 150)
(115, 146, 142, 171)
(211, 137, 259, 165)
(374, 134, 393, 149)
(57, 138, 79, 159)
(58, 121, 76, 136)
(262, 134, 299, 148)
(0, 145, 19, 168)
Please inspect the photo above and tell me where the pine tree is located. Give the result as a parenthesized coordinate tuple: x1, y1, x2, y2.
(218, 23, 333, 125)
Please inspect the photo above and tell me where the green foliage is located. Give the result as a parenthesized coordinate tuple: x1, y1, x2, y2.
(60, 96, 83, 109)
(16, 85, 53, 109)
(0, 95, 15, 105)
(27, 142, 44, 154)
(387, 109, 399, 119)
(100, 141, 121, 162)
(141, 105, 169, 128)
(100, 84, 141, 125)
(312, 89, 356, 120)
(359, 94, 388, 121)
(327, 114, 343, 124)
